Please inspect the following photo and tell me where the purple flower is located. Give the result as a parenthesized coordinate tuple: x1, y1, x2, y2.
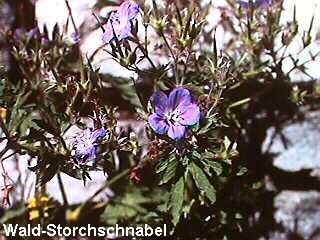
(238, 0, 272, 8)
(41, 37, 49, 47)
(27, 27, 38, 39)
(102, 0, 140, 44)
(70, 32, 80, 44)
(13, 28, 38, 44)
(15, 28, 38, 39)
(73, 128, 108, 164)
(13, 28, 25, 43)
(64, 32, 81, 46)
(148, 87, 201, 141)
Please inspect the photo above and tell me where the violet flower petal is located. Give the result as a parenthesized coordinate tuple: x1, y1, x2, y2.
(178, 103, 201, 126)
(75, 149, 84, 159)
(102, 13, 130, 43)
(102, 0, 139, 44)
(167, 124, 186, 141)
(102, 26, 114, 44)
(41, 37, 49, 47)
(117, 22, 132, 40)
(88, 146, 97, 162)
(118, 0, 140, 20)
(92, 128, 107, 142)
(70, 32, 81, 44)
(148, 113, 169, 134)
(150, 91, 168, 115)
(27, 28, 38, 39)
(73, 128, 107, 163)
(168, 87, 192, 110)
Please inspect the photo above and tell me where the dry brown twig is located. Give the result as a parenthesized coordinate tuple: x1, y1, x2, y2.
(0, 117, 15, 207)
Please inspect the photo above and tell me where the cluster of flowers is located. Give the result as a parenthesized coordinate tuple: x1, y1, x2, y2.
(73, 87, 200, 164)
(72, 0, 274, 164)
(100, 0, 273, 44)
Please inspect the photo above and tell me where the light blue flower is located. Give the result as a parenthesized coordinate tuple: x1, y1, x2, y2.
(148, 87, 201, 141)
(102, 0, 140, 44)
(73, 128, 108, 164)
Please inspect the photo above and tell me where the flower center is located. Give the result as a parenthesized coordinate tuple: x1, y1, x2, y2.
(165, 108, 181, 123)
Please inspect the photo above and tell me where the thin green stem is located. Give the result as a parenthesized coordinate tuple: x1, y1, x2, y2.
(87, 169, 130, 202)
(136, 39, 157, 70)
(159, 31, 180, 84)
(64, 0, 78, 33)
(207, 87, 224, 117)
(57, 172, 69, 206)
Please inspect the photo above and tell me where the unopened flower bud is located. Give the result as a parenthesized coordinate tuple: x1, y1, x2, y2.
(303, 33, 312, 48)
(152, 17, 168, 33)
(177, 38, 191, 49)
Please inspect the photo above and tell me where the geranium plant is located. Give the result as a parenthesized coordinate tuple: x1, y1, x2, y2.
(0, 0, 319, 239)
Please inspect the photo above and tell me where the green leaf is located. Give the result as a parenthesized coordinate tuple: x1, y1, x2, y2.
(237, 167, 248, 176)
(168, 176, 184, 226)
(35, 151, 66, 187)
(36, 162, 59, 187)
(0, 207, 26, 223)
(205, 160, 223, 176)
(202, 151, 215, 159)
(101, 187, 160, 225)
(104, 204, 139, 225)
(60, 164, 83, 180)
(155, 159, 169, 174)
(197, 118, 215, 135)
(189, 162, 216, 203)
(192, 151, 201, 159)
(159, 158, 178, 185)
